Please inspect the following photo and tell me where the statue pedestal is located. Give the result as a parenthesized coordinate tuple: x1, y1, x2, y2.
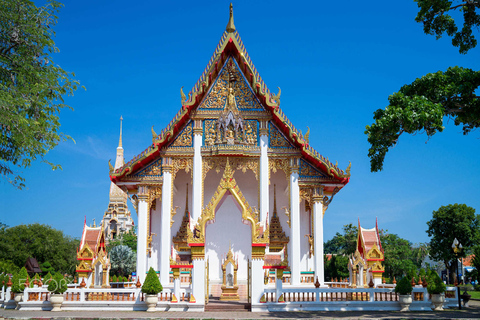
(220, 285, 239, 301)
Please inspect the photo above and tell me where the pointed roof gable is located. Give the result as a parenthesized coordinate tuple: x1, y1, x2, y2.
(357, 218, 383, 259)
(110, 5, 350, 186)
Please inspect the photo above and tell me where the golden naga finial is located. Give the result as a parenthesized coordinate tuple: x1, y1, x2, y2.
(180, 86, 186, 105)
(304, 126, 310, 143)
(108, 159, 114, 173)
(226, 3, 236, 33)
(151, 125, 157, 144)
(346, 161, 352, 176)
(272, 87, 281, 105)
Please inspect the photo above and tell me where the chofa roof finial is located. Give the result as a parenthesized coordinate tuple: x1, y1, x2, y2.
(226, 3, 236, 33)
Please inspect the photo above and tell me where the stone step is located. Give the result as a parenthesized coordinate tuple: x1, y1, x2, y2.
(205, 299, 250, 312)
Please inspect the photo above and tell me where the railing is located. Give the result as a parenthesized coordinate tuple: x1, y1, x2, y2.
(261, 286, 450, 305)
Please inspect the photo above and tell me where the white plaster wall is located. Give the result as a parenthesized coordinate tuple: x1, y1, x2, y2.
(150, 198, 161, 271)
(171, 170, 192, 239)
(205, 195, 252, 282)
(233, 170, 259, 211)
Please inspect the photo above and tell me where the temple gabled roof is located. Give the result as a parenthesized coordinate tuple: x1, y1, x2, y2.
(110, 5, 350, 186)
(357, 218, 383, 259)
(79, 218, 105, 256)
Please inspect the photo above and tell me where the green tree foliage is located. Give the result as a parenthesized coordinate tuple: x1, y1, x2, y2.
(324, 254, 349, 281)
(0, 0, 82, 189)
(324, 224, 358, 255)
(141, 267, 162, 295)
(415, 0, 480, 54)
(11, 266, 29, 293)
(380, 232, 418, 280)
(106, 226, 137, 253)
(395, 276, 413, 295)
(40, 261, 55, 275)
(426, 204, 480, 279)
(0, 259, 19, 274)
(109, 245, 135, 277)
(366, 66, 480, 172)
(0, 223, 79, 275)
(47, 272, 67, 294)
(366, 1, 479, 172)
(427, 270, 446, 294)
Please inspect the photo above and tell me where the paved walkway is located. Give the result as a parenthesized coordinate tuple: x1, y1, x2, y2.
(1, 300, 479, 319)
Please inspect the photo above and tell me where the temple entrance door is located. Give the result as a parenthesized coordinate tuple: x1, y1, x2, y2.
(204, 193, 252, 301)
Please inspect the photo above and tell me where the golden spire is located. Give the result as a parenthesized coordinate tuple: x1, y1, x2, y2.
(118, 116, 123, 148)
(184, 183, 189, 216)
(273, 184, 277, 218)
(226, 3, 236, 33)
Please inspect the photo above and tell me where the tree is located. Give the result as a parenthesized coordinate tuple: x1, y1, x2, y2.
(109, 245, 135, 277)
(426, 204, 480, 283)
(0, 223, 79, 274)
(365, 2, 479, 172)
(0, 0, 82, 189)
(415, 0, 480, 54)
(324, 223, 358, 255)
(380, 232, 418, 280)
(106, 226, 137, 253)
(324, 254, 349, 281)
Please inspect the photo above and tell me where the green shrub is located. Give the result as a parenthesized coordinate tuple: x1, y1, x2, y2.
(123, 276, 128, 282)
(141, 267, 162, 295)
(475, 284, 480, 291)
(0, 273, 9, 290)
(395, 276, 412, 295)
(112, 275, 118, 282)
(427, 271, 446, 294)
(47, 273, 67, 294)
(11, 267, 29, 293)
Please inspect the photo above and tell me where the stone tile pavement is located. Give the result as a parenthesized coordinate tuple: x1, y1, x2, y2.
(1, 300, 479, 319)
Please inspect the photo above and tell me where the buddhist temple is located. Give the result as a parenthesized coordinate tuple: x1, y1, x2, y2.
(109, 4, 350, 308)
(348, 219, 384, 288)
(76, 219, 110, 288)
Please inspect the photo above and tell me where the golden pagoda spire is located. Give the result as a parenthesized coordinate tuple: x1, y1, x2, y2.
(273, 184, 277, 218)
(118, 116, 123, 148)
(184, 183, 189, 216)
(226, 3, 236, 33)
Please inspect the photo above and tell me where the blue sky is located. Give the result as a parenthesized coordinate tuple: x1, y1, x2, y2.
(1, 0, 479, 246)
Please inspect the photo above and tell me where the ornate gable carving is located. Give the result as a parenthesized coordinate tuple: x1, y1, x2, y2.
(366, 243, 384, 261)
(269, 122, 295, 149)
(299, 159, 327, 179)
(76, 260, 91, 272)
(170, 122, 193, 148)
(77, 243, 94, 260)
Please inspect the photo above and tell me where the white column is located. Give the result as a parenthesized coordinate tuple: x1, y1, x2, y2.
(259, 134, 269, 224)
(136, 193, 148, 283)
(160, 160, 172, 286)
(289, 159, 301, 285)
(192, 124, 203, 223)
(251, 258, 265, 306)
(173, 275, 180, 301)
(192, 258, 205, 305)
(313, 190, 324, 286)
(275, 269, 283, 302)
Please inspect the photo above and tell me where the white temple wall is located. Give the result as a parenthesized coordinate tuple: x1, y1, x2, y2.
(269, 171, 290, 239)
(205, 195, 252, 282)
(232, 170, 258, 210)
(150, 198, 161, 271)
(203, 170, 222, 214)
(299, 203, 312, 271)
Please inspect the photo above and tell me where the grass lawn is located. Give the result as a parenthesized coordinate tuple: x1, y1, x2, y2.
(469, 291, 480, 299)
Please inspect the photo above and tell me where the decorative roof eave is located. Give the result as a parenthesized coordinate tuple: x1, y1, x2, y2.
(111, 27, 351, 184)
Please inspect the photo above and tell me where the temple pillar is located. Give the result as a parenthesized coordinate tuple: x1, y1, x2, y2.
(160, 158, 172, 286)
(289, 158, 301, 286)
(191, 246, 205, 306)
(192, 120, 203, 223)
(172, 267, 180, 301)
(312, 187, 325, 286)
(251, 255, 265, 306)
(136, 189, 149, 283)
(259, 122, 269, 224)
(275, 268, 284, 302)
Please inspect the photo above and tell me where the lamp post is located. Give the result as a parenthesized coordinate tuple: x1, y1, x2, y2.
(452, 238, 462, 310)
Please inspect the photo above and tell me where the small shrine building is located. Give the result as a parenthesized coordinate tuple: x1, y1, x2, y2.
(109, 5, 350, 306)
(348, 219, 385, 288)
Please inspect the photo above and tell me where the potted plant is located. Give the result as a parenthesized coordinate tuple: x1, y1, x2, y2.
(141, 267, 162, 312)
(11, 267, 29, 309)
(395, 276, 413, 312)
(47, 273, 68, 311)
(427, 271, 446, 311)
